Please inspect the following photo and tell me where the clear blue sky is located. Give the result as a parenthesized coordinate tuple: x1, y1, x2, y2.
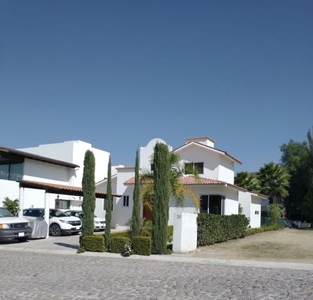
(1, 1, 312, 173)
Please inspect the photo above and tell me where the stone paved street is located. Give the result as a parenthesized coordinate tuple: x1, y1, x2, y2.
(0, 249, 313, 300)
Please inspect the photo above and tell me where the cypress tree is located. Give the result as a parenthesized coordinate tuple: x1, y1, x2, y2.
(105, 156, 112, 250)
(152, 143, 170, 254)
(81, 150, 96, 239)
(131, 149, 141, 237)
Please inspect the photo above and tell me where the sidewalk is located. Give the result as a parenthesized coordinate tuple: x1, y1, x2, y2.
(1, 234, 313, 271)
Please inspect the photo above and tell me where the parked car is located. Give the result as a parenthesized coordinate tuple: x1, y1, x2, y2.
(64, 210, 106, 231)
(0, 207, 32, 242)
(23, 208, 82, 236)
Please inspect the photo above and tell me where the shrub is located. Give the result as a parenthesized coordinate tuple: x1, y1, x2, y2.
(111, 231, 132, 239)
(197, 214, 249, 246)
(79, 235, 105, 252)
(110, 237, 130, 253)
(132, 236, 151, 256)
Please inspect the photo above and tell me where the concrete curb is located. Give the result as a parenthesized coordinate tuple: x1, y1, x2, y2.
(1, 245, 313, 271)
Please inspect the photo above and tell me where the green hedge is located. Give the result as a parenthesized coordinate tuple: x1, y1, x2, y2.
(197, 214, 249, 246)
(246, 223, 285, 236)
(111, 231, 131, 239)
(132, 236, 151, 256)
(80, 235, 105, 252)
(110, 237, 130, 253)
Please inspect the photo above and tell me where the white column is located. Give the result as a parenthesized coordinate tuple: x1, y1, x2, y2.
(44, 193, 50, 239)
(173, 212, 197, 253)
(18, 187, 24, 217)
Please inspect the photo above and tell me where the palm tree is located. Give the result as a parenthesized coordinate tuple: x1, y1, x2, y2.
(140, 152, 200, 217)
(258, 162, 290, 204)
(234, 172, 261, 193)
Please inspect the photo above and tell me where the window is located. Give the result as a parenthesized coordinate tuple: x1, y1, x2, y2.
(200, 195, 208, 213)
(0, 163, 23, 181)
(123, 196, 129, 207)
(55, 199, 70, 209)
(185, 162, 204, 174)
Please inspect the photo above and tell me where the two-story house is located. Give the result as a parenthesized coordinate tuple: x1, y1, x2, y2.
(96, 136, 265, 229)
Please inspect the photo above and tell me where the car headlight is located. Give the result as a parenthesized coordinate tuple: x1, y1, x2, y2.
(94, 221, 100, 224)
(0, 224, 10, 229)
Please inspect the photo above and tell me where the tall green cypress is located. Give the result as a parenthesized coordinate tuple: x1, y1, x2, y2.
(131, 149, 141, 237)
(105, 156, 112, 250)
(152, 143, 170, 254)
(81, 150, 96, 239)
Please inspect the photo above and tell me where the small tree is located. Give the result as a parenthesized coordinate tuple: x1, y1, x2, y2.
(105, 156, 112, 250)
(2, 197, 19, 215)
(131, 149, 141, 237)
(152, 143, 170, 254)
(81, 150, 96, 241)
(268, 204, 283, 225)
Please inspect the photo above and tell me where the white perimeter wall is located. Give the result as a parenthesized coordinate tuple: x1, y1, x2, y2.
(238, 191, 261, 228)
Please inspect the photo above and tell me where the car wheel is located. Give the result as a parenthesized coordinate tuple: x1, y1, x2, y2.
(50, 224, 61, 236)
(16, 237, 28, 242)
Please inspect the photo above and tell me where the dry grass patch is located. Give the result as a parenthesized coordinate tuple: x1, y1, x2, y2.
(194, 228, 313, 262)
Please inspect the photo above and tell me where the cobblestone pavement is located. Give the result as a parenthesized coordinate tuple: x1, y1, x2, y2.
(0, 250, 313, 300)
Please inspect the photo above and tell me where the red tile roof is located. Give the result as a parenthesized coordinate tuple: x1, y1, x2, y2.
(19, 180, 121, 198)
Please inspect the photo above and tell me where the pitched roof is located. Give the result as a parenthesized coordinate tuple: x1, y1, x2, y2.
(173, 141, 242, 164)
(18, 180, 121, 198)
(125, 175, 242, 189)
(0, 146, 79, 168)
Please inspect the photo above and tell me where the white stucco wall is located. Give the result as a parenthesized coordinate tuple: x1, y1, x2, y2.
(238, 191, 251, 222)
(0, 180, 20, 206)
(176, 144, 218, 180)
(95, 167, 135, 228)
(250, 196, 261, 228)
(23, 159, 71, 184)
(20, 140, 110, 187)
(139, 138, 172, 171)
(238, 191, 261, 228)
(173, 212, 197, 253)
(218, 156, 235, 184)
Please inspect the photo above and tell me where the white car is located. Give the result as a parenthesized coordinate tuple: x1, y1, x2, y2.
(64, 210, 106, 231)
(23, 208, 81, 236)
(0, 207, 32, 242)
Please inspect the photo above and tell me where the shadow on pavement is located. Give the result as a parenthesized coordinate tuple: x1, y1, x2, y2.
(54, 242, 78, 250)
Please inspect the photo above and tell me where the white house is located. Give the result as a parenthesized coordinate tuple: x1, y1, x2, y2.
(0, 141, 111, 212)
(0, 136, 265, 232)
(96, 136, 266, 229)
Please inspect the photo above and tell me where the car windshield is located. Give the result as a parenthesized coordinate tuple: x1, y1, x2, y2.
(50, 210, 67, 218)
(0, 208, 14, 217)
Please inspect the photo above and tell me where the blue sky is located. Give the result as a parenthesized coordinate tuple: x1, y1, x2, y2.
(1, 1, 312, 173)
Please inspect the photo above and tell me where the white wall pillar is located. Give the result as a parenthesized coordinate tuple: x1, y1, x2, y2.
(173, 212, 197, 253)
(44, 193, 50, 239)
(18, 187, 24, 217)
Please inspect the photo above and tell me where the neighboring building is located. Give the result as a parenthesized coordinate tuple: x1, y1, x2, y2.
(0, 140, 110, 211)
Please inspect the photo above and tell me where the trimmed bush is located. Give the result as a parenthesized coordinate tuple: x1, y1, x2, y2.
(111, 231, 132, 239)
(197, 214, 249, 246)
(246, 223, 285, 236)
(111, 237, 130, 253)
(80, 235, 105, 252)
(132, 236, 151, 256)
